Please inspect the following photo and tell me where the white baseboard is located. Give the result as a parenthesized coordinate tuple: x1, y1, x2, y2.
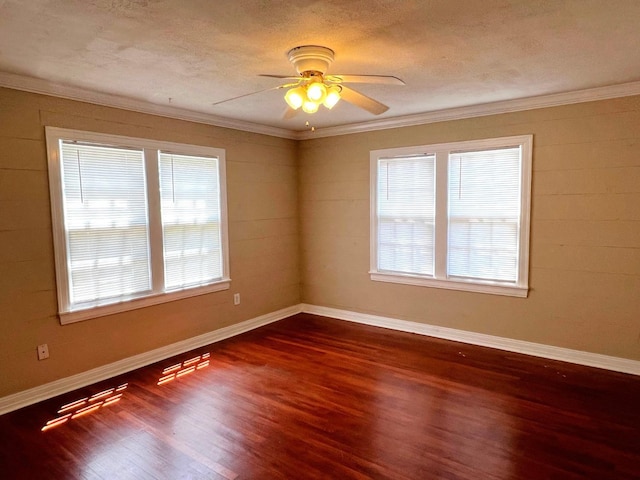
(301, 304, 640, 376)
(0, 305, 303, 415)
(3, 302, 638, 415)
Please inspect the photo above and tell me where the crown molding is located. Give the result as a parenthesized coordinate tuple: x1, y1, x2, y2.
(0, 71, 296, 140)
(295, 80, 640, 140)
(2, 71, 639, 141)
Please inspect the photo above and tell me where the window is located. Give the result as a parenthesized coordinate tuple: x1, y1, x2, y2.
(370, 135, 532, 297)
(46, 127, 230, 324)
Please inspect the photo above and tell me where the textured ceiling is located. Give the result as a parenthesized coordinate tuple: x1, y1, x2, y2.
(1, 0, 639, 133)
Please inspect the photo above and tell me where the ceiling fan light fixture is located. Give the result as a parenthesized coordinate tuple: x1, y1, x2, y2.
(284, 86, 305, 110)
(323, 85, 341, 109)
(306, 81, 327, 102)
(224, 45, 401, 118)
(301, 99, 320, 114)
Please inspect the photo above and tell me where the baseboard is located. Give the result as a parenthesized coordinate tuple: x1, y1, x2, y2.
(4, 302, 637, 415)
(0, 304, 303, 415)
(301, 304, 640, 376)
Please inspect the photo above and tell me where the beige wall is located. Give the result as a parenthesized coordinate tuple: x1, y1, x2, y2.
(299, 95, 640, 361)
(1, 86, 639, 399)
(0, 87, 300, 397)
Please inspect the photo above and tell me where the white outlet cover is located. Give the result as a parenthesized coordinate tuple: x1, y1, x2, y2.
(37, 344, 49, 360)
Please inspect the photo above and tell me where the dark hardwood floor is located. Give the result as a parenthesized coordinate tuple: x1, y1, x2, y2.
(1, 313, 639, 479)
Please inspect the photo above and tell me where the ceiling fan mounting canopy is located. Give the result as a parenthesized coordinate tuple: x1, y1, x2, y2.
(287, 45, 335, 75)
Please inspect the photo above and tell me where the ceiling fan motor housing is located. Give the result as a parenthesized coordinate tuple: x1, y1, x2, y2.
(287, 45, 335, 75)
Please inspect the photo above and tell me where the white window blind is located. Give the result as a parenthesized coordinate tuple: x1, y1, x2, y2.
(448, 147, 521, 283)
(377, 155, 435, 276)
(60, 142, 151, 306)
(47, 127, 230, 324)
(159, 152, 223, 289)
(370, 135, 532, 297)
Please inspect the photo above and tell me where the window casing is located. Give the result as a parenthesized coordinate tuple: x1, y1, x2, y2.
(46, 127, 230, 324)
(370, 135, 532, 297)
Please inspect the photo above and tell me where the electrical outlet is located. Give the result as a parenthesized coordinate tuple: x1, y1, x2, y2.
(233, 293, 240, 305)
(37, 344, 49, 360)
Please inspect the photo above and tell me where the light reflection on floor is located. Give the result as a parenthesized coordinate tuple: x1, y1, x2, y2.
(41, 351, 211, 432)
(41, 383, 129, 432)
(157, 352, 210, 385)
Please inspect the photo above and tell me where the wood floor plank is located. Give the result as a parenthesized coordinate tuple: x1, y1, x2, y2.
(1, 313, 639, 479)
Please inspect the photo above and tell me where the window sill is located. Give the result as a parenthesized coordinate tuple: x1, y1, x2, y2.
(370, 272, 528, 298)
(59, 279, 231, 325)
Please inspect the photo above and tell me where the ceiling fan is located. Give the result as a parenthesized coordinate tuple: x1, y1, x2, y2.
(213, 45, 405, 118)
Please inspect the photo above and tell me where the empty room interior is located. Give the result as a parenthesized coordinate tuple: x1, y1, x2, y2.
(0, 1, 639, 479)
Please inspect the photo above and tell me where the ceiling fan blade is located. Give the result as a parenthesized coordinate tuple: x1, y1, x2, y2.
(283, 106, 299, 120)
(327, 74, 405, 85)
(339, 85, 389, 115)
(212, 85, 285, 106)
(259, 74, 301, 80)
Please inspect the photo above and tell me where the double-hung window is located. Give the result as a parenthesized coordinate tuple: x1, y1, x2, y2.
(46, 127, 230, 324)
(370, 135, 532, 297)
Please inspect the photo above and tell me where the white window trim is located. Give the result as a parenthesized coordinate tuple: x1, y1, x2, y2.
(369, 135, 532, 298)
(46, 127, 231, 324)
